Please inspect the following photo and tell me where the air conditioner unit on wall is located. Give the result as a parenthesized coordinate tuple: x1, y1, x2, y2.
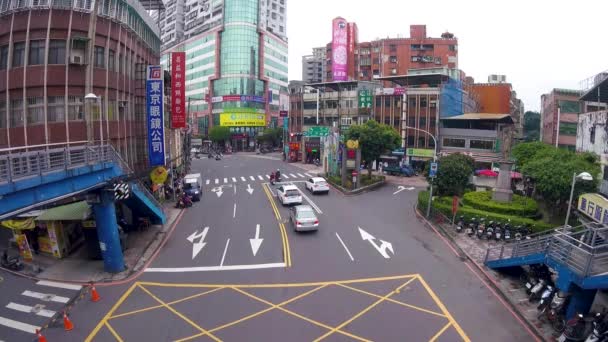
(70, 55, 83, 65)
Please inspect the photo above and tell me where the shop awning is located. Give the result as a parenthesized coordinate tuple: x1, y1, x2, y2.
(36, 201, 91, 221)
(1, 218, 35, 230)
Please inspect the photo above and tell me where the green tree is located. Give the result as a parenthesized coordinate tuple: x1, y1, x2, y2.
(523, 111, 541, 141)
(425, 153, 475, 196)
(345, 120, 401, 176)
(256, 127, 283, 146)
(209, 126, 231, 143)
(511, 141, 553, 169)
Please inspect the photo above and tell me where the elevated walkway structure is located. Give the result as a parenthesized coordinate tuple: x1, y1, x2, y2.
(485, 224, 608, 317)
(0, 143, 166, 272)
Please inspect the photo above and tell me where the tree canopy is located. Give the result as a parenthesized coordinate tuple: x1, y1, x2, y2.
(345, 120, 401, 176)
(426, 153, 475, 196)
(523, 111, 541, 142)
(209, 126, 231, 143)
(257, 127, 283, 146)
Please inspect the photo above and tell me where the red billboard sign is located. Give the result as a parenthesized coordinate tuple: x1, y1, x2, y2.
(171, 52, 186, 128)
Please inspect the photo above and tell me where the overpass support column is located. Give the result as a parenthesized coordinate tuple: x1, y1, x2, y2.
(566, 286, 597, 319)
(92, 191, 125, 273)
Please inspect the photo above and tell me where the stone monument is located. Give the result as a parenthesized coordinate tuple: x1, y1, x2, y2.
(492, 161, 514, 202)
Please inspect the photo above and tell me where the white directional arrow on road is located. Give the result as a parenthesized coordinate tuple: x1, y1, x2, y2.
(358, 227, 394, 259)
(393, 186, 415, 195)
(212, 187, 223, 198)
(246, 184, 254, 195)
(249, 224, 263, 256)
(187, 227, 209, 259)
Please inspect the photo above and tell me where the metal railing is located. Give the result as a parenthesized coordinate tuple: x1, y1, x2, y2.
(485, 224, 608, 278)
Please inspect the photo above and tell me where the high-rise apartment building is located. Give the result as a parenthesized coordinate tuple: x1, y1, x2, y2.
(302, 47, 326, 84)
(160, 0, 288, 150)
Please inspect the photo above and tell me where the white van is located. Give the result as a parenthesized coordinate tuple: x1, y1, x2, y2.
(183, 173, 202, 201)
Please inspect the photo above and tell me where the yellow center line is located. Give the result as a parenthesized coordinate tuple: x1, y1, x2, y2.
(262, 183, 291, 267)
(137, 284, 222, 342)
(429, 322, 452, 342)
(313, 277, 418, 341)
(335, 283, 447, 318)
(109, 287, 224, 320)
(416, 275, 471, 342)
(105, 322, 125, 342)
(84, 282, 139, 342)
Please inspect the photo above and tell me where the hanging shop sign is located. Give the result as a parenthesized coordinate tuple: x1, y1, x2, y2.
(150, 166, 169, 185)
(171, 52, 186, 129)
(578, 193, 608, 225)
(146, 65, 165, 166)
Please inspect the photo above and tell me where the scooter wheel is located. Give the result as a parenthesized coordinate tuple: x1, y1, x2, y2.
(552, 318, 566, 332)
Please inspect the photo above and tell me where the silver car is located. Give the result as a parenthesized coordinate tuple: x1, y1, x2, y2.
(289, 205, 319, 232)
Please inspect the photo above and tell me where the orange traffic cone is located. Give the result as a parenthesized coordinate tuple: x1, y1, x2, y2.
(63, 311, 74, 331)
(36, 329, 47, 342)
(90, 284, 100, 302)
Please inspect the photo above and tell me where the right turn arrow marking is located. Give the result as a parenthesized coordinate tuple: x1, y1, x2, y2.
(249, 224, 263, 256)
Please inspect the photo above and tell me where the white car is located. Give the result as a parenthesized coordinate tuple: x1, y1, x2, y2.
(277, 184, 303, 206)
(305, 177, 330, 194)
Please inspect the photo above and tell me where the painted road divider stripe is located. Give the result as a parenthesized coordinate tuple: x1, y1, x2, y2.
(144, 262, 286, 273)
(0, 316, 40, 334)
(21, 290, 69, 303)
(262, 183, 291, 267)
(36, 280, 82, 291)
(6, 302, 56, 318)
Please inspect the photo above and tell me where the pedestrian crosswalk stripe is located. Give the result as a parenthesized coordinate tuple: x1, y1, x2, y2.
(206, 179, 210, 185)
(21, 290, 69, 303)
(249, 176, 255, 181)
(232, 177, 237, 182)
(0, 316, 39, 334)
(305, 173, 312, 177)
(241, 177, 246, 182)
(283, 174, 289, 179)
(215, 179, 219, 184)
(290, 173, 297, 178)
(224, 178, 228, 183)
(266, 175, 270, 179)
(298, 173, 305, 178)
(258, 175, 264, 180)
(36, 280, 82, 291)
(6, 302, 55, 318)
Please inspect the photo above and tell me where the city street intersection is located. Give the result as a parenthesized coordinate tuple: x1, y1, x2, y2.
(5, 154, 535, 341)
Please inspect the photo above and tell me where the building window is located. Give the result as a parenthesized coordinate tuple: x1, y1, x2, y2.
(0, 101, 5, 128)
(28, 40, 45, 65)
(419, 117, 426, 127)
(420, 98, 427, 107)
(375, 97, 381, 107)
(384, 97, 391, 107)
(68, 96, 84, 120)
(10, 99, 24, 127)
(407, 135, 415, 146)
(341, 117, 352, 126)
(408, 116, 416, 127)
(48, 40, 66, 64)
(409, 97, 416, 108)
(449, 45, 456, 51)
(94, 46, 105, 68)
(470, 140, 494, 150)
(0, 45, 8, 69)
(12, 42, 25, 67)
(118, 53, 123, 74)
(430, 117, 436, 129)
(108, 49, 115, 71)
(27, 97, 44, 124)
(47, 96, 65, 122)
(558, 100, 581, 113)
(443, 138, 465, 148)
(559, 122, 577, 136)
(418, 136, 425, 147)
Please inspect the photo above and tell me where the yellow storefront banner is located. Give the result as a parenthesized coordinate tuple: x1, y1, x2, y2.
(220, 113, 266, 127)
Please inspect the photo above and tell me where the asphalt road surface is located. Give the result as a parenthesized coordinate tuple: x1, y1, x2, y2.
(2, 153, 535, 341)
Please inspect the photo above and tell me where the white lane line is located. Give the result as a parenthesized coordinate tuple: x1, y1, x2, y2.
(21, 290, 69, 304)
(282, 174, 289, 179)
(6, 303, 56, 318)
(206, 179, 210, 185)
(297, 187, 323, 214)
(215, 179, 219, 184)
(258, 175, 264, 180)
(220, 239, 230, 267)
(232, 177, 237, 183)
(305, 173, 312, 177)
(290, 173, 297, 178)
(241, 177, 246, 182)
(0, 316, 40, 334)
(36, 280, 82, 291)
(224, 178, 228, 183)
(335, 233, 354, 261)
(145, 262, 286, 273)
(297, 173, 305, 178)
(234, 186, 237, 195)
(249, 176, 255, 181)
(233, 203, 237, 218)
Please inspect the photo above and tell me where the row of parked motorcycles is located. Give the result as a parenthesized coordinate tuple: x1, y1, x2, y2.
(521, 265, 608, 341)
(454, 216, 532, 242)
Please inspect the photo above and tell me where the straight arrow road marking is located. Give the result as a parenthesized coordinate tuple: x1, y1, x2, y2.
(187, 227, 209, 259)
(335, 233, 354, 261)
(258, 175, 264, 180)
(241, 177, 246, 182)
(232, 177, 237, 183)
(358, 227, 394, 259)
(6, 302, 55, 318)
(220, 239, 230, 267)
(249, 224, 263, 256)
(246, 184, 254, 195)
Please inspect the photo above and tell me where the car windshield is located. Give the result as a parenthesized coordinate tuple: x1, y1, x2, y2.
(315, 181, 327, 186)
(183, 183, 194, 190)
(297, 210, 316, 219)
(285, 190, 300, 197)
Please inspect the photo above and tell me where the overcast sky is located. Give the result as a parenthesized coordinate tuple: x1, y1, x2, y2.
(286, 0, 608, 112)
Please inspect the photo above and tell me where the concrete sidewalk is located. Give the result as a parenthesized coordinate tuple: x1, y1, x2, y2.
(419, 211, 556, 341)
(23, 204, 182, 283)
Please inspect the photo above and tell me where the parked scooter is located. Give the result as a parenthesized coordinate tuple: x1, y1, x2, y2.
(558, 312, 601, 342)
(1, 250, 24, 271)
(537, 284, 555, 312)
(485, 220, 495, 240)
(539, 290, 570, 332)
(466, 217, 477, 237)
(504, 225, 512, 242)
(585, 312, 608, 342)
(529, 278, 548, 302)
(477, 218, 486, 239)
(455, 216, 465, 233)
(494, 225, 503, 241)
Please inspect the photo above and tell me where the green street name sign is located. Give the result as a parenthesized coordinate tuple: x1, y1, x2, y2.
(304, 126, 330, 137)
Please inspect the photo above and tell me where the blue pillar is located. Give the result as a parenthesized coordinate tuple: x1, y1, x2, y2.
(565, 286, 597, 319)
(92, 191, 125, 273)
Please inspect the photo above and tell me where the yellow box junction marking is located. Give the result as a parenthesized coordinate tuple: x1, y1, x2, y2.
(85, 274, 468, 342)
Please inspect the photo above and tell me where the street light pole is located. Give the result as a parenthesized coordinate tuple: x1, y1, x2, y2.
(564, 171, 593, 228)
(404, 125, 437, 218)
